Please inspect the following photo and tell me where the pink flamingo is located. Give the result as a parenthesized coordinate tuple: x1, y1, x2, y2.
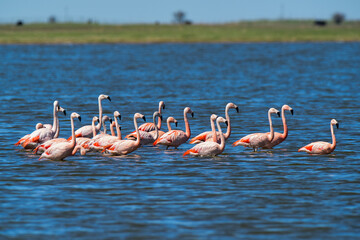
(103, 113, 146, 155)
(125, 101, 165, 138)
(89, 115, 113, 141)
(298, 119, 339, 154)
(158, 116, 178, 137)
(183, 116, 227, 157)
(125, 111, 162, 145)
(90, 111, 123, 151)
(68, 94, 111, 140)
(263, 104, 294, 149)
(190, 102, 239, 144)
(153, 107, 194, 149)
(39, 112, 81, 161)
(233, 108, 280, 151)
(15, 101, 66, 149)
(34, 116, 100, 154)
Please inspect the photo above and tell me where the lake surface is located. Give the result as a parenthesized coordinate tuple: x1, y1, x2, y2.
(1, 43, 360, 239)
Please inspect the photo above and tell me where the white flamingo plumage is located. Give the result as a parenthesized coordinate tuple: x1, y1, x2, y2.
(125, 101, 165, 138)
(190, 102, 239, 144)
(39, 112, 81, 161)
(298, 119, 339, 154)
(15, 100, 66, 149)
(90, 111, 122, 151)
(126, 111, 162, 145)
(153, 107, 194, 149)
(158, 116, 178, 137)
(183, 116, 227, 157)
(103, 113, 146, 155)
(69, 94, 111, 140)
(233, 108, 280, 151)
(263, 104, 294, 149)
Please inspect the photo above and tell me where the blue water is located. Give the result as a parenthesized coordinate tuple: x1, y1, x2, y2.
(1, 43, 360, 239)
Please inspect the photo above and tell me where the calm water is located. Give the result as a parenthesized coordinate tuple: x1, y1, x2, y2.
(1, 43, 360, 239)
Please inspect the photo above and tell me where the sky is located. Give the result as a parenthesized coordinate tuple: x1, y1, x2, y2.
(1, 0, 360, 24)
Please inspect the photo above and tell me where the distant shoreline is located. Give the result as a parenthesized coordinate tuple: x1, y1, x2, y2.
(1, 21, 359, 44)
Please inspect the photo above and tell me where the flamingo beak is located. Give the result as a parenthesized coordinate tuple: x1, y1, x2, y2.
(336, 123, 339, 129)
(191, 112, 194, 118)
(119, 126, 122, 131)
(175, 122, 178, 127)
(142, 116, 146, 122)
(97, 118, 100, 123)
(107, 96, 111, 102)
(277, 112, 281, 117)
(118, 115, 121, 121)
(63, 109, 67, 116)
(163, 104, 165, 109)
(225, 120, 228, 126)
(160, 115, 163, 121)
(290, 109, 294, 115)
(109, 118, 113, 124)
(78, 116, 82, 122)
(236, 106, 239, 113)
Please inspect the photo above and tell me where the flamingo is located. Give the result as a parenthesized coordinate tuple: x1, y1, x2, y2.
(190, 102, 239, 144)
(158, 116, 178, 137)
(183, 116, 228, 157)
(103, 113, 146, 155)
(125, 111, 162, 145)
(233, 108, 280, 151)
(15, 101, 66, 149)
(153, 107, 194, 149)
(68, 94, 111, 140)
(125, 101, 165, 138)
(263, 104, 294, 149)
(90, 115, 113, 141)
(89, 111, 123, 151)
(34, 116, 100, 154)
(298, 119, 339, 154)
(39, 112, 81, 161)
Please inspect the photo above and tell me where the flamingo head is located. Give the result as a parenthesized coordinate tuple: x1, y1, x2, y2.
(167, 117, 178, 127)
(210, 114, 218, 122)
(282, 104, 294, 115)
(114, 111, 121, 121)
(184, 107, 194, 117)
(159, 101, 165, 110)
(92, 116, 99, 124)
(99, 94, 111, 102)
(331, 119, 339, 129)
(153, 111, 163, 121)
(102, 115, 112, 124)
(216, 116, 228, 126)
(57, 106, 66, 116)
(269, 108, 281, 117)
(71, 112, 81, 122)
(134, 113, 146, 122)
(227, 102, 239, 113)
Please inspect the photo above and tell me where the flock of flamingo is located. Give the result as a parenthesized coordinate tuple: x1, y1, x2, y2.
(15, 94, 339, 161)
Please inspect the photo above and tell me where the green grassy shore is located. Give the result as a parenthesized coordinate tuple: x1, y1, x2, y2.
(0, 21, 359, 44)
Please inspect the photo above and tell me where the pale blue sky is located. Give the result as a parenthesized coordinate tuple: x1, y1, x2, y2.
(1, 0, 359, 23)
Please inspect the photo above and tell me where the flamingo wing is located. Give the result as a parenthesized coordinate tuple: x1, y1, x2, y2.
(189, 131, 211, 144)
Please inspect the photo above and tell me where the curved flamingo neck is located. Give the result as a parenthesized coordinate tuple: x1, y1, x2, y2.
(268, 111, 275, 142)
(167, 119, 172, 131)
(224, 105, 231, 139)
(134, 116, 141, 146)
(70, 116, 76, 148)
(95, 97, 103, 131)
(210, 117, 217, 142)
(330, 123, 336, 150)
(92, 119, 97, 138)
(114, 117, 122, 140)
(281, 107, 288, 139)
(51, 104, 59, 134)
(216, 119, 225, 151)
(153, 114, 159, 140)
(54, 117, 60, 138)
(110, 122, 115, 136)
(184, 110, 191, 139)
(157, 104, 162, 130)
